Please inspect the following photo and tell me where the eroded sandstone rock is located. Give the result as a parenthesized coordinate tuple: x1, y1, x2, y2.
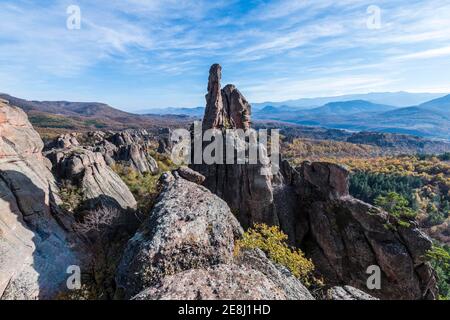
(193, 64, 276, 228)
(47, 147, 137, 211)
(288, 161, 437, 300)
(117, 173, 314, 300)
(116, 173, 243, 298)
(0, 100, 80, 299)
(328, 286, 378, 300)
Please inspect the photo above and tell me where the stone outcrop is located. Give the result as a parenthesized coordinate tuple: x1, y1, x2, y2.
(283, 161, 437, 300)
(116, 172, 313, 300)
(116, 172, 243, 298)
(157, 128, 172, 154)
(192, 64, 438, 300)
(47, 147, 137, 211)
(222, 84, 251, 130)
(49, 129, 159, 175)
(94, 130, 159, 175)
(202, 64, 251, 130)
(55, 133, 80, 149)
(193, 64, 276, 228)
(203, 64, 225, 129)
(328, 286, 378, 300)
(0, 99, 80, 299)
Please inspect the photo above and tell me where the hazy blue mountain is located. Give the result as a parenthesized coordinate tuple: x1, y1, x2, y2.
(137, 107, 205, 117)
(418, 94, 450, 114)
(251, 95, 450, 139)
(252, 92, 446, 110)
(305, 100, 396, 115)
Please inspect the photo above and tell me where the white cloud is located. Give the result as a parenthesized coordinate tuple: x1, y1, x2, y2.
(394, 46, 450, 61)
(0, 0, 449, 107)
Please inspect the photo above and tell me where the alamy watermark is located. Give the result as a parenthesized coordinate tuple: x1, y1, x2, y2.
(66, 5, 81, 30)
(170, 122, 280, 176)
(366, 265, 381, 290)
(366, 5, 381, 30)
(66, 265, 81, 290)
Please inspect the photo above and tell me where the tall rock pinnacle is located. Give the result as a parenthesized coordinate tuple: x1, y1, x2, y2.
(202, 64, 251, 130)
(203, 64, 225, 129)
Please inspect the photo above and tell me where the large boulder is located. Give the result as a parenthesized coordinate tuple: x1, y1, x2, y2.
(133, 262, 312, 300)
(116, 172, 243, 298)
(116, 173, 314, 300)
(0, 99, 80, 299)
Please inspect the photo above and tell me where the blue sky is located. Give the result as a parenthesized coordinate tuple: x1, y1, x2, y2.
(0, 0, 449, 111)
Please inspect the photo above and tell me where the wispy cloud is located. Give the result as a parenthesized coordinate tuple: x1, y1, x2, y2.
(0, 0, 449, 109)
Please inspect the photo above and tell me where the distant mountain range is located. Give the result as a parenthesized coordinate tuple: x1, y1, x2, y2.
(1, 91, 449, 140)
(138, 92, 445, 115)
(137, 106, 205, 117)
(0, 93, 194, 138)
(252, 95, 450, 139)
(252, 92, 446, 109)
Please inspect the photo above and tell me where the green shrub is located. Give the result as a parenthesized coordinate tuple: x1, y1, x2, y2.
(235, 223, 318, 287)
(112, 164, 162, 213)
(374, 192, 417, 224)
(59, 181, 83, 212)
(426, 244, 450, 299)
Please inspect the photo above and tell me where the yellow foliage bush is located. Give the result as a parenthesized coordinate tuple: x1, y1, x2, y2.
(235, 223, 317, 286)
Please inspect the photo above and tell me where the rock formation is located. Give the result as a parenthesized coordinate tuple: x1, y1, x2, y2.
(157, 128, 172, 154)
(285, 161, 437, 299)
(203, 64, 251, 130)
(328, 286, 378, 300)
(47, 147, 137, 211)
(191, 64, 438, 300)
(49, 130, 159, 176)
(203, 64, 225, 129)
(107, 130, 158, 174)
(193, 64, 275, 228)
(0, 99, 80, 299)
(116, 172, 313, 300)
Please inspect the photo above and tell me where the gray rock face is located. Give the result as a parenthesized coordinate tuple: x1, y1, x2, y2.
(116, 173, 243, 298)
(328, 286, 378, 300)
(117, 173, 314, 300)
(133, 263, 311, 300)
(157, 128, 172, 154)
(48, 147, 137, 211)
(56, 133, 80, 149)
(0, 100, 79, 299)
(235, 249, 314, 300)
(94, 130, 159, 175)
